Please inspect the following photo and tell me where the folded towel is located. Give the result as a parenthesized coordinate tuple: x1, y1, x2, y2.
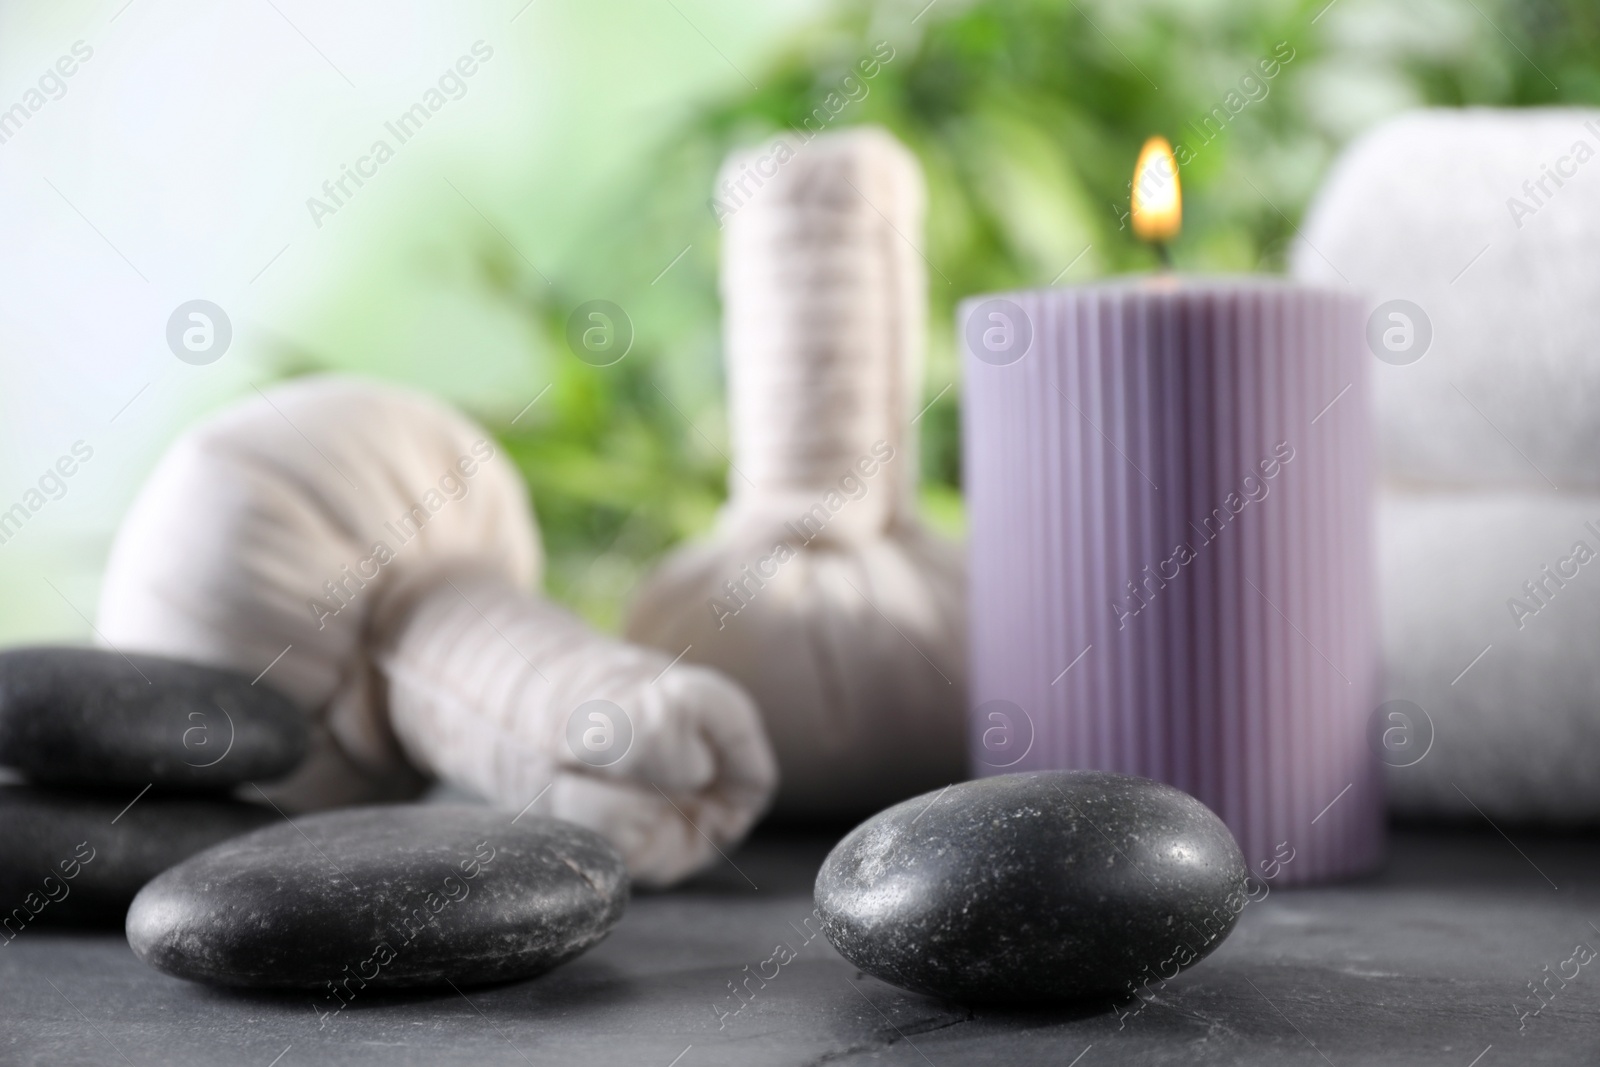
(1378, 488, 1600, 821)
(1295, 108, 1600, 491)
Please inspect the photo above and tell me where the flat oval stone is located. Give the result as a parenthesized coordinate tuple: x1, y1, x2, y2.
(0, 646, 309, 789)
(126, 806, 629, 991)
(815, 771, 1250, 1004)
(0, 785, 278, 926)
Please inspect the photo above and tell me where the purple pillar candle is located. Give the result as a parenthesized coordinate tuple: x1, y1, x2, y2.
(960, 278, 1382, 885)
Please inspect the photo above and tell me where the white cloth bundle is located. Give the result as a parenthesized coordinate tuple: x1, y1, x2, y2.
(626, 127, 967, 818)
(1295, 108, 1600, 821)
(96, 376, 776, 885)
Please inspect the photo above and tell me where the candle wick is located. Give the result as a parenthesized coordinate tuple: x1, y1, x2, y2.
(1153, 242, 1173, 270)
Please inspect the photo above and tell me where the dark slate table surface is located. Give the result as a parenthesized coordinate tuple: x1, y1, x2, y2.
(4, 824, 1596, 1066)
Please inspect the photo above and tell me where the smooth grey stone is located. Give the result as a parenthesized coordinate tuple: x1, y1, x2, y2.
(0, 785, 277, 927)
(0, 646, 309, 789)
(126, 805, 629, 992)
(815, 771, 1250, 1004)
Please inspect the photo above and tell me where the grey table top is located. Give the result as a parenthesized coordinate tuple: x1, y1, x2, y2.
(3, 825, 1596, 1066)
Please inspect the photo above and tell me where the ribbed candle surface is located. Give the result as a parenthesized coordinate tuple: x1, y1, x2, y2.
(961, 278, 1382, 885)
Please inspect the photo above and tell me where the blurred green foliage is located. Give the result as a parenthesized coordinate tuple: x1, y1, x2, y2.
(399, 0, 1599, 627)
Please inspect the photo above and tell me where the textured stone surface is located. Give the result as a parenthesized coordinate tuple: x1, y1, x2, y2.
(2, 828, 1596, 1065)
(0, 646, 309, 789)
(815, 771, 1250, 1004)
(0, 785, 277, 926)
(126, 805, 628, 991)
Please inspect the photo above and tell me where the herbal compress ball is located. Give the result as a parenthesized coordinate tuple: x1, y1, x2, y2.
(97, 376, 776, 886)
(626, 127, 967, 818)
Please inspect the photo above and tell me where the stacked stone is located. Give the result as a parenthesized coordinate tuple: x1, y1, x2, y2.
(0, 646, 305, 926)
(0, 646, 631, 990)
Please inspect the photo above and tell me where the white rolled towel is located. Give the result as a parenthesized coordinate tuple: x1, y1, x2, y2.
(96, 376, 777, 886)
(1378, 489, 1600, 821)
(1294, 107, 1600, 490)
(625, 127, 967, 818)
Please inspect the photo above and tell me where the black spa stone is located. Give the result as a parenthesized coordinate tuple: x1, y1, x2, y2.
(814, 771, 1250, 1004)
(0, 785, 278, 927)
(0, 646, 309, 789)
(126, 805, 629, 991)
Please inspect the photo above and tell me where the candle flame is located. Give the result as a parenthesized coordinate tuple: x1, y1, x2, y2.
(1131, 136, 1181, 244)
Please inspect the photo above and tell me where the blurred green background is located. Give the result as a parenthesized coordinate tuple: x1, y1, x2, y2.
(282, 0, 1598, 630)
